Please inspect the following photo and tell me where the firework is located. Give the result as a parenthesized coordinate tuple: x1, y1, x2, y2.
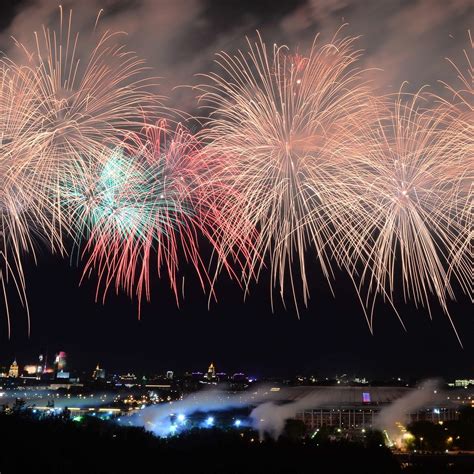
(0, 6, 159, 330)
(1, 6, 159, 232)
(0, 65, 61, 336)
(61, 120, 249, 312)
(435, 31, 473, 298)
(345, 90, 469, 343)
(197, 30, 377, 310)
(0, 11, 470, 339)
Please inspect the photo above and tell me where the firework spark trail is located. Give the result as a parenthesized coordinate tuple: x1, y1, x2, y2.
(0, 7, 159, 331)
(0, 65, 62, 336)
(344, 90, 469, 344)
(435, 31, 473, 299)
(2, 6, 160, 236)
(196, 30, 378, 313)
(61, 120, 254, 313)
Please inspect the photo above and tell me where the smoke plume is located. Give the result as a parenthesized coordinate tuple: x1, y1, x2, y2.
(1, 0, 471, 113)
(374, 379, 439, 446)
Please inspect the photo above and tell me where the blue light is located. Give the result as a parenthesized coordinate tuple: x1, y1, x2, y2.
(206, 416, 214, 426)
(169, 424, 178, 434)
(177, 414, 186, 423)
(234, 419, 241, 427)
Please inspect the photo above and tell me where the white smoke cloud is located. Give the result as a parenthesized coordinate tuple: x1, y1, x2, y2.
(374, 379, 439, 447)
(250, 389, 336, 440)
(281, 0, 472, 94)
(1, 0, 470, 113)
(120, 380, 458, 442)
(124, 384, 285, 437)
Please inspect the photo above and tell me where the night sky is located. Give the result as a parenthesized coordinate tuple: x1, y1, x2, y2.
(0, 0, 472, 378)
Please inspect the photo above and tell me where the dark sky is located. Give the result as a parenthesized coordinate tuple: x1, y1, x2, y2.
(1, 250, 471, 379)
(0, 0, 472, 378)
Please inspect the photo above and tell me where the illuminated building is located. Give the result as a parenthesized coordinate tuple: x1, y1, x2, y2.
(119, 373, 137, 381)
(205, 362, 216, 381)
(117, 373, 138, 387)
(452, 379, 474, 388)
(286, 387, 462, 431)
(92, 364, 106, 380)
(54, 351, 67, 372)
(24, 365, 38, 375)
(8, 360, 19, 378)
(38, 354, 45, 374)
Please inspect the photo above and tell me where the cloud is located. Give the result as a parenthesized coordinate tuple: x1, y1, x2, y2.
(1, 0, 470, 110)
(281, 0, 472, 93)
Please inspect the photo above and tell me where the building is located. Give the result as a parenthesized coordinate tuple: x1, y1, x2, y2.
(24, 365, 39, 376)
(451, 379, 474, 388)
(56, 370, 70, 379)
(54, 351, 67, 372)
(205, 363, 216, 381)
(286, 386, 462, 431)
(37, 354, 45, 374)
(92, 364, 106, 380)
(8, 360, 19, 378)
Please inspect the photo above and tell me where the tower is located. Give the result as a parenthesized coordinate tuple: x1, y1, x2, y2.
(92, 364, 105, 380)
(206, 362, 216, 380)
(8, 359, 19, 378)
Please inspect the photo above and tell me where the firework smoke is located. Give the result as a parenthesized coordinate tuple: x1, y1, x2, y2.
(374, 379, 439, 448)
(123, 385, 281, 437)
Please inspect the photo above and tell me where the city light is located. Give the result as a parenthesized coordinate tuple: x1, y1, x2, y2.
(234, 419, 241, 427)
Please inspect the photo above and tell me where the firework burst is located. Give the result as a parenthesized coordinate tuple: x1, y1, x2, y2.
(0, 6, 159, 330)
(1, 6, 159, 232)
(435, 31, 473, 298)
(0, 65, 61, 336)
(197, 30, 377, 311)
(0, 12, 470, 340)
(345, 90, 469, 343)
(61, 120, 249, 312)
